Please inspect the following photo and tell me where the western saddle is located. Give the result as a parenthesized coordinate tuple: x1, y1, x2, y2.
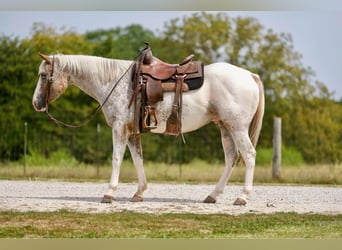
(130, 42, 204, 136)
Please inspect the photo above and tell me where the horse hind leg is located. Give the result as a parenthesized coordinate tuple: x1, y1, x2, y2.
(230, 129, 257, 206)
(204, 122, 239, 203)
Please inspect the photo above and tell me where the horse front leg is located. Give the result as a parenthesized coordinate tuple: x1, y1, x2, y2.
(127, 134, 147, 202)
(101, 125, 128, 203)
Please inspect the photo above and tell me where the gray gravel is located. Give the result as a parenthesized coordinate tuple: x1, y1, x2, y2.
(0, 180, 341, 215)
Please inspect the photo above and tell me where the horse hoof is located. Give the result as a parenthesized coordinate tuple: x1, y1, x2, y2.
(203, 195, 216, 203)
(130, 194, 143, 202)
(101, 195, 114, 203)
(233, 198, 247, 206)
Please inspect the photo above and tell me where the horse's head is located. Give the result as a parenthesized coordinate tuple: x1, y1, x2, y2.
(32, 53, 69, 112)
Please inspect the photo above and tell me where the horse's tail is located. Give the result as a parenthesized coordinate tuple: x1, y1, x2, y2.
(249, 73, 265, 147)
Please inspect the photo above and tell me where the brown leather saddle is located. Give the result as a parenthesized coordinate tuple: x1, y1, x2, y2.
(130, 43, 204, 136)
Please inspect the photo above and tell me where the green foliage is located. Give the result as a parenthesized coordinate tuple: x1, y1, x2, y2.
(159, 12, 232, 64)
(85, 24, 156, 59)
(149, 12, 342, 164)
(0, 13, 341, 165)
(0, 35, 41, 160)
(24, 149, 78, 167)
(256, 146, 304, 166)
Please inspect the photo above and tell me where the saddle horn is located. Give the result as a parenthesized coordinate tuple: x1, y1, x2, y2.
(39, 52, 52, 64)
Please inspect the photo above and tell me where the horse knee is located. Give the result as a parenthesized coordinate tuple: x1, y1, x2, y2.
(241, 148, 256, 169)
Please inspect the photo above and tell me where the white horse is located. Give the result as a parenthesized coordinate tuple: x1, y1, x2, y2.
(32, 53, 264, 206)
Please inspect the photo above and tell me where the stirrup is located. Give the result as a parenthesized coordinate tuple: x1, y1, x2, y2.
(143, 108, 158, 129)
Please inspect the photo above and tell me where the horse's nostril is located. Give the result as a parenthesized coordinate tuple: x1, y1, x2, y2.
(32, 98, 46, 112)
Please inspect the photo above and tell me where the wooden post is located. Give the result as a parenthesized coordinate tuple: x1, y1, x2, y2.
(96, 123, 101, 178)
(23, 122, 28, 177)
(272, 117, 281, 179)
(178, 138, 182, 178)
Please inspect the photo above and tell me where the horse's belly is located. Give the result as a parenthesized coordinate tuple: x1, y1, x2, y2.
(151, 92, 212, 134)
(151, 112, 210, 134)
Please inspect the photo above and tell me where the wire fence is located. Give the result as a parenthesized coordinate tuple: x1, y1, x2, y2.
(0, 120, 225, 167)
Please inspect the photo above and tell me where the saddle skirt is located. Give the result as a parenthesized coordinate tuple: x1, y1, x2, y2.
(130, 43, 204, 136)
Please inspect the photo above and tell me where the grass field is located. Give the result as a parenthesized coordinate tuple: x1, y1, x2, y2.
(1, 160, 341, 185)
(0, 211, 341, 238)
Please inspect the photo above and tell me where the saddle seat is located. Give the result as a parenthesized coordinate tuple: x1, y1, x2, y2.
(141, 51, 195, 80)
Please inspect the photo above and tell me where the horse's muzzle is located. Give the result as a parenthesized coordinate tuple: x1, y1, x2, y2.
(32, 95, 47, 112)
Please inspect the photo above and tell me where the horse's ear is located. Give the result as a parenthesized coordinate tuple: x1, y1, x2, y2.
(39, 52, 51, 64)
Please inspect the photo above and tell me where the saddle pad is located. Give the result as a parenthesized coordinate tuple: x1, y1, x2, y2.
(161, 62, 204, 91)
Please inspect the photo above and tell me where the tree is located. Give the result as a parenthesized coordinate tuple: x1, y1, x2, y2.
(0, 24, 112, 163)
(1, 13, 341, 164)
(159, 12, 231, 64)
(158, 12, 341, 163)
(0, 35, 41, 160)
(85, 24, 156, 59)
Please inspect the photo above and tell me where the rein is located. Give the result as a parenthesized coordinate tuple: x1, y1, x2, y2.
(44, 56, 136, 128)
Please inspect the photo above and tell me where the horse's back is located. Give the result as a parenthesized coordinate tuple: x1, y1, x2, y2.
(205, 62, 257, 87)
(204, 62, 260, 103)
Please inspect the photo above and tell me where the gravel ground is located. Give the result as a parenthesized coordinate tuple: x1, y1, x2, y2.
(0, 180, 341, 215)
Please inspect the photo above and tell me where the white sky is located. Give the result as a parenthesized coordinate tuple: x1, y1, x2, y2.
(0, 11, 341, 100)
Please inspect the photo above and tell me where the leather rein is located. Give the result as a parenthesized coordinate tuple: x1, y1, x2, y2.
(43, 55, 136, 128)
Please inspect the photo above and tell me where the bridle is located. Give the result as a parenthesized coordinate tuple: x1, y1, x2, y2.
(41, 55, 136, 128)
(41, 55, 55, 111)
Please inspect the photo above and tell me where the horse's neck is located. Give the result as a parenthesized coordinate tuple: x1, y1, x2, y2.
(60, 55, 132, 103)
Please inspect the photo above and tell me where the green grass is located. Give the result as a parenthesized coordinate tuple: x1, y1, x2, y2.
(0, 211, 341, 238)
(1, 160, 341, 185)
(2, 145, 340, 185)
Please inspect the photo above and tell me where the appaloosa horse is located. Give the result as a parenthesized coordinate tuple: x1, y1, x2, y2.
(32, 52, 264, 206)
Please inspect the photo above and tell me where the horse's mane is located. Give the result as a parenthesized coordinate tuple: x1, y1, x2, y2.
(56, 54, 132, 83)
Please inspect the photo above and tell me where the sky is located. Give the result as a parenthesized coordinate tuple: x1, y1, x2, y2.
(0, 11, 341, 100)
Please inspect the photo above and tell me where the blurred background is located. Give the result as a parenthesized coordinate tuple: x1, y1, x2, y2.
(0, 11, 341, 183)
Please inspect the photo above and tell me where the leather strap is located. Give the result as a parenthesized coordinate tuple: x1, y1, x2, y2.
(165, 74, 185, 135)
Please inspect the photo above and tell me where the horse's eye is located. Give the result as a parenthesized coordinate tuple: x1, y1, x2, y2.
(40, 73, 47, 81)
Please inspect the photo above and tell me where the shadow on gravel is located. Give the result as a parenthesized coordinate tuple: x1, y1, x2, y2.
(121, 197, 201, 204)
(4, 195, 201, 204)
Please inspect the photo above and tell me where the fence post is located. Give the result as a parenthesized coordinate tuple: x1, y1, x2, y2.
(179, 139, 182, 178)
(23, 122, 28, 177)
(272, 117, 281, 179)
(96, 123, 101, 178)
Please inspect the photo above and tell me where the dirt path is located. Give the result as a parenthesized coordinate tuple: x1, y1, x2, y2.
(0, 180, 341, 215)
